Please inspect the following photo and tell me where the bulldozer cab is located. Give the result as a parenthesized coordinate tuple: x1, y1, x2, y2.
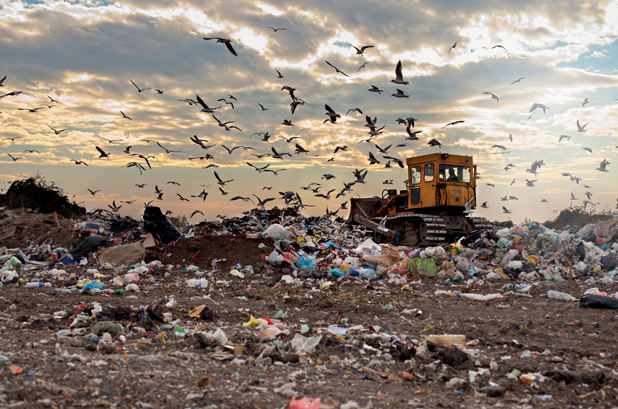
(389, 153, 477, 215)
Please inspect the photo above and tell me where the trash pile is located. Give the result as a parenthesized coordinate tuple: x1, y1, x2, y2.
(1, 204, 618, 408)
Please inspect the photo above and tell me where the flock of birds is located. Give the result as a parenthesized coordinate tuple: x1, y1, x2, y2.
(0, 27, 616, 221)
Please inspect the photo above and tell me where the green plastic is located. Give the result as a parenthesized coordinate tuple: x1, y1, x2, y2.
(407, 257, 438, 278)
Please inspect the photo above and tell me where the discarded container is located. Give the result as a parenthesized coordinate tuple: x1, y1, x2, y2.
(547, 290, 576, 301)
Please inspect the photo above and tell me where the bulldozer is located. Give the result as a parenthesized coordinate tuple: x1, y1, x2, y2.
(347, 153, 492, 246)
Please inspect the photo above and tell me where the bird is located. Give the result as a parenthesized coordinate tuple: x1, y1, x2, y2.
(582, 98, 590, 107)
(275, 70, 283, 79)
(492, 44, 507, 52)
(282, 119, 294, 126)
(156, 142, 181, 154)
(391, 60, 408, 85)
(511, 77, 524, 85)
(290, 99, 305, 114)
(352, 45, 374, 55)
(217, 98, 235, 109)
(267, 27, 286, 32)
(178, 98, 198, 105)
(258, 103, 268, 111)
(315, 189, 336, 200)
(0, 76, 6, 86)
(281, 85, 296, 99)
(68, 159, 87, 166)
(108, 200, 122, 213)
(582, 147, 593, 153)
(585, 191, 593, 200)
(324, 104, 341, 124)
(120, 111, 132, 120)
(322, 174, 336, 180)
(196, 95, 220, 113)
(383, 156, 404, 168)
(47, 125, 67, 135)
(294, 143, 310, 154)
(96, 146, 110, 160)
(130, 80, 151, 92)
(570, 192, 578, 201)
(406, 127, 422, 140)
(367, 152, 380, 165)
(230, 196, 254, 203)
(583, 200, 594, 210)
(0, 90, 22, 99)
(214, 171, 233, 186)
(346, 108, 363, 116)
(510, 179, 516, 186)
(325, 61, 349, 77)
(375, 144, 392, 154)
(7, 153, 22, 161)
(486, 183, 495, 187)
(17, 107, 43, 113)
(24, 150, 39, 154)
(529, 103, 549, 114)
(541, 199, 548, 203)
(177, 193, 190, 202)
(334, 146, 348, 153)
(525, 179, 537, 187)
(368, 85, 382, 94)
(219, 187, 228, 196)
(155, 89, 163, 94)
(264, 168, 286, 176)
(167, 181, 181, 186)
(442, 120, 464, 129)
(559, 135, 571, 143)
(596, 159, 610, 173)
(492, 145, 507, 150)
(247, 162, 270, 172)
(427, 139, 442, 149)
(480, 202, 489, 209)
(576, 120, 588, 133)
(191, 190, 208, 201)
(391, 89, 409, 98)
(190, 210, 204, 218)
(507, 133, 513, 142)
(203, 37, 238, 56)
(135, 184, 147, 188)
(202, 164, 219, 169)
(87, 189, 100, 196)
(482, 92, 499, 107)
(448, 39, 463, 53)
(502, 206, 512, 214)
(252, 194, 275, 211)
(353, 169, 368, 184)
(357, 61, 370, 71)
(463, 196, 474, 214)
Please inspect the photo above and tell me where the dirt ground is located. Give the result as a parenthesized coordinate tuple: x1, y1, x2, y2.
(1, 253, 617, 408)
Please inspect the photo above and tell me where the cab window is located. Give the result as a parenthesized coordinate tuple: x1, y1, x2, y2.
(410, 166, 421, 185)
(424, 163, 434, 182)
(439, 165, 470, 183)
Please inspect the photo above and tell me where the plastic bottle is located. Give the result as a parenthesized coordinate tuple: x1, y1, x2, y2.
(26, 282, 44, 288)
(547, 290, 576, 301)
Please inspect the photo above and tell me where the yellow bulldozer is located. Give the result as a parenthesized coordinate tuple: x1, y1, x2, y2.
(347, 153, 492, 246)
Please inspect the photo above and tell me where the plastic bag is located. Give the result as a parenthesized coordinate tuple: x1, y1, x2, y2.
(407, 257, 438, 278)
(296, 257, 314, 269)
(580, 294, 618, 309)
(143, 206, 182, 245)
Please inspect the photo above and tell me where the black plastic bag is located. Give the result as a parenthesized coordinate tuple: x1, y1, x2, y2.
(600, 254, 618, 271)
(143, 206, 182, 245)
(580, 294, 618, 309)
(70, 234, 107, 259)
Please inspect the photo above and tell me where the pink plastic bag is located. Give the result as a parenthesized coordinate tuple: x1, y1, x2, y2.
(288, 397, 321, 409)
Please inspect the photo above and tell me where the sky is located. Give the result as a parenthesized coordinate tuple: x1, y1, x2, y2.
(0, 0, 617, 224)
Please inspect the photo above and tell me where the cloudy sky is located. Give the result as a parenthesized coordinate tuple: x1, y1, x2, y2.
(0, 0, 617, 223)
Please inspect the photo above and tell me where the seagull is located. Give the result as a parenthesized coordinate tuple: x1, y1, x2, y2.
(156, 142, 181, 154)
(525, 179, 537, 187)
(24, 150, 39, 154)
(213, 115, 242, 131)
(582, 98, 590, 107)
(576, 120, 588, 133)
(352, 45, 374, 55)
(190, 210, 204, 218)
(582, 147, 593, 153)
(334, 146, 348, 153)
(281, 85, 296, 99)
(324, 104, 341, 124)
(541, 199, 548, 203)
(583, 200, 594, 210)
(383, 156, 404, 168)
(177, 193, 190, 202)
(322, 174, 336, 180)
(315, 189, 336, 200)
(294, 143, 310, 154)
(374, 144, 392, 154)
(196, 95, 220, 113)
(218, 187, 228, 196)
(47, 125, 67, 135)
(155, 89, 163, 94)
(480, 201, 489, 209)
(492, 44, 507, 52)
(427, 139, 442, 149)
(178, 98, 198, 105)
(502, 206, 512, 214)
(202, 164, 219, 169)
(252, 194, 275, 211)
(191, 190, 208, 201)
(405, 127, 422, 140)
(511, 77, 524, 85)
(130, 80, 151, 93)
(0, 91, 22, 99)
(17, 107, 43, 113)
(96, 146, 110, 160)
(264, 168, 286, 176)
(510, 179, 516, 186)
(525, 160, 543, 176)
(357, 61, 370, 72)
(367, 152, 380, 165)
(217, 98, 235, 109)
(0, 76, 6, 86)
(570, 192, 578, 201)
(463, 196, 474, 214)
(221, 145, 244, 155)
(108, 200, 122, 213)
(353, 169, 368, 184)
(325, 61, 349, 77)
(290, 99, 305, 114)
(247, 162, 270, 172)
(282, 119, 294, 126)
(275, 70, 283, 79)
(230, 196, 254, 203)
(391, 89, 409, 98)
(507, 133, 513, 142)
(585, 191, 593, 200)
(383, 180, 393, 185)
(492, 145, 507, 150)
(87, 189, 100, 196)
(486, 183, 495, 187)
(442, 120, 464, 129)
(482, 92, 499, 107)
(214, 171, 233, 186)
(257, 103, 268, 111)
(391, 60, 408, 85)
(267, 27, 286, 32)
(120, 111, 132, 120)
(7, 153, 22, 161)
(167, 181, 181, 186)
(448, 39, 463, 53)
(135, 184, 146, 188)
(368, 85, 383, 94)
(202, 37, 238, 56)
(346, 108, 363, 116)
(596, 159, 610, 173)
(559, 135, 571, 143)
(529, 103, 549, 114)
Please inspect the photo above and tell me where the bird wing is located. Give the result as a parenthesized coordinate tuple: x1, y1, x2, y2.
(195, 94, 207, 109)
(325, 61, 336, 70)
(130, 80, 140, 90)
(324, 104, 336, 116)
(214, 171, 222, 182)
(224, 42, 238, 56)
(395, 60, 403, 79)
(96, 146, 106, 155)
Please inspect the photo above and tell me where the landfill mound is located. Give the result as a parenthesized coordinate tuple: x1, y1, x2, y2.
(0, 176, 85, 219)
(544, 206, 615, 231)
(1, 206, 618, 408)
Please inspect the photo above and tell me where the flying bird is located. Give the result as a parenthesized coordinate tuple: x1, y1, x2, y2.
(7, 153, 22, 161)
(442, 120, 464, 129)
(358, 61, 370, 72)
(448, 39, 462, 53)
(324, 104, 341, 124)
(217, 98, 235, 109)
(368, 85, 383, 94)
(252, 194, 275, 211)
(214, 171, 233, 186)
(87, 189, 100, 196)
(596, 159, 610, 173)
(47, 124, 67, 135)
(391, 60, 408, 85)
(427, 139, 442, 149)
(275, 70, 283, 79)
(482, 92, 499, 107)
(391, 89, 409, 98)
(130, 80, 151, 93)
(346, 108, 363, 116)
(258, 103, 268, 111)
(492, 44, 507, 52)
(96, 146, 110, 160)
(352, 45, 374, 55)
(502, 206, 512, 214)
(196, 95, 220, 113)
(203, 37, 238, 56)
(190, 210, 204, 218)
(559, 135, 571, 143)
(267, 27, 286, 32)
(367, 152, 380, 165)
(120, 111, 132, 120)
(156, 142, 181, 154)
(576, 120, 588, 133)
(511, 77, 524, 85)
(177, 193, 190, 202)
(325, 61, 349, 77)
(582, 98, 590, 107)
(529, 103, 549, 114)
